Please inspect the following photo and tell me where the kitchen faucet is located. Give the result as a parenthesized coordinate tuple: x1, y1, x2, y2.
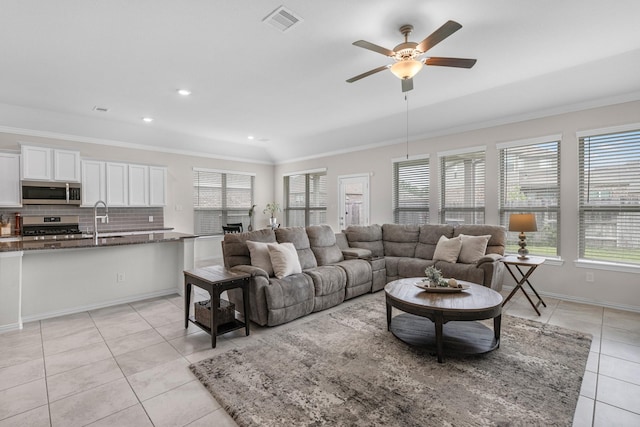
(94, 200, 109, 241)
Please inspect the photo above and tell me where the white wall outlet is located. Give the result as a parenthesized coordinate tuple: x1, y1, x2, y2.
(586, 272, 594, 282)
(148, 215, 153, 222)
(116, 272, 125, 283)
(175, 204, 183, 211)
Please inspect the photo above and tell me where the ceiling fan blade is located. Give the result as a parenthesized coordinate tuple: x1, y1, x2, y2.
(417, 20, 462, 54)
(352, 40, 396, 57)
(425, 57, 477, 68)
(401, 78, 413, 92)
(346, 65, 389, 83)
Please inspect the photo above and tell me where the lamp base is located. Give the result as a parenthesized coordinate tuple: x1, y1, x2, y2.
(517, 232, 529, 259)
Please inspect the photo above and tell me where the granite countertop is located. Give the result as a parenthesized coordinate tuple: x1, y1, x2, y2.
(0, 232, 196, 253)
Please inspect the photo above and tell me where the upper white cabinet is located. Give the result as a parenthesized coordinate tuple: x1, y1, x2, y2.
(21, 145, 50, 180)
(53, 149, 81, 182)
(81, 160, 106, 207)
(149, 166, 167, 207)
(21, 145, 80, 182)
(82, 158, 167, 208)
(106, 162, 128, 207)
(0, 153, 21, 207)
(128, 164, 149, 206)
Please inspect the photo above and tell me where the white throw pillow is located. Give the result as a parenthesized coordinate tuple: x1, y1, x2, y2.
(458, 234, 491, 264)
(246, 240, 274, 276)
(433, 235, 462, 263)
(267, 242, 302, 279)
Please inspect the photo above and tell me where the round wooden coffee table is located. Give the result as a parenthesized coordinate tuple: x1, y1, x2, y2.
(385, 278, 503, 363)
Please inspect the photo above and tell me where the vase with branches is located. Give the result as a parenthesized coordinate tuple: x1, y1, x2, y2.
(263, 202, 281, 227)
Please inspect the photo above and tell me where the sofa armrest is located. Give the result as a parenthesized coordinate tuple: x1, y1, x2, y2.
(342, 248, 372, 260)
(229, 264, 269, 279)
(476, 253, 503, 266)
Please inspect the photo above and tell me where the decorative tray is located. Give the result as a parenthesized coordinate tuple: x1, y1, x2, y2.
(415, 283, 470, 293)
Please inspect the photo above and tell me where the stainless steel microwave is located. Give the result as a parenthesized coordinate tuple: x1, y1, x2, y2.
(21, 181, 82, 205)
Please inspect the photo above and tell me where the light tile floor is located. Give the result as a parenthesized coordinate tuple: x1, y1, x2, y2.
(1, 287, 639, 426)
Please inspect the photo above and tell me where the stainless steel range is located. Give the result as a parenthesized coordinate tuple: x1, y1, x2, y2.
(21, 215, 83, 241)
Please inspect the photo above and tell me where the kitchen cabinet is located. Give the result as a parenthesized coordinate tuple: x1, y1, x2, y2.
(21, 145, 80, 182)
(81, 160, 105, 207)
(0, 152, 21, 207)
(128, 164, 149, 206)
(53, 149, 81, 182)
(149, 166, 167, 206)
(82, 160, 166, 208)
(106, 162, 128, 206)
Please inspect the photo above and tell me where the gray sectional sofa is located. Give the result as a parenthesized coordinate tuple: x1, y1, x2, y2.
(222, 223, 506, 326)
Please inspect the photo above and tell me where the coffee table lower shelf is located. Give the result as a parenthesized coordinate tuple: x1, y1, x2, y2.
(188, 316, 247, 336)
(390, 313, 500, 356)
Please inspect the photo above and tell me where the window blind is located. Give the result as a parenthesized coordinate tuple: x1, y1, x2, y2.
(284, 172, 327, 227)
(393, 157, 429, 224)
(193, 170, 254, 234)
(579, 130, 640, 265)
(499, 140, 560, 256)
(439, 149, 485, 225)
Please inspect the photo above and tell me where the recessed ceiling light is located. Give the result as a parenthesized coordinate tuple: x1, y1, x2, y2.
(247, 135, 255, 140)
(177, 89, 191, 96)
(142, 117, 153, 123)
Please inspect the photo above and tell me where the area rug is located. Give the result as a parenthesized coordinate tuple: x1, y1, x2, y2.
(190, 294, 591, 426)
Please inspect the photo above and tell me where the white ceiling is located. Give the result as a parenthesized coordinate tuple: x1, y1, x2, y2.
(1, 1, 640, 164)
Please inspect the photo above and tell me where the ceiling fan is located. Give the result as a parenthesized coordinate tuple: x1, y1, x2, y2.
(346, 20, 477, 92)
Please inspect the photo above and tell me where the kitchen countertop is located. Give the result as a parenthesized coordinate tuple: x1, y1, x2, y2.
(0, 232, 196, 253)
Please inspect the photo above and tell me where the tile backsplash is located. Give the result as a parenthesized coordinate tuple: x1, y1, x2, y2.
(0, 205, 165, 235)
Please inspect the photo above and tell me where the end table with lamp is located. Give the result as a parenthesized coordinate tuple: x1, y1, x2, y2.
(502, 213, 546, 315)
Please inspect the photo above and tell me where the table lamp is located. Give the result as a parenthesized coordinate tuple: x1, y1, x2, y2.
(508, 213, 537, 259)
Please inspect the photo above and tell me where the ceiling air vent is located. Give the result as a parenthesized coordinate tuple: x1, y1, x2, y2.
(263, 6, 303, 32)
(92, 106, 109, 113)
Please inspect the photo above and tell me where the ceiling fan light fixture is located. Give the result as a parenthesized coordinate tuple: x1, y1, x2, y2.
(390, 59, 423, 80)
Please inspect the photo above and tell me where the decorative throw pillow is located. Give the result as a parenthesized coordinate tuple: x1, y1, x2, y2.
(433, 235, 462, 263)
(458, 234, 491, 264)
(267, 242, 302, 279)
(246, 240, 274, 276)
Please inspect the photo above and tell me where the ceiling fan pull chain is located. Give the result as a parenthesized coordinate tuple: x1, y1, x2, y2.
(405, 93, 409, 159)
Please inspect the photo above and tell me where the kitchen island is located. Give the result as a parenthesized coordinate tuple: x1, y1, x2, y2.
(0, 232, 196, 332)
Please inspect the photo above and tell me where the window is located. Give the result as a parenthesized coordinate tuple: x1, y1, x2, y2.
(193, 169, 254, 234)
(439, 148, 485, 225)
(499, 139, 560, 257)
(579, 129, 640, 265)
(393, 157, 429, 224)
(284, 170, 327, 226)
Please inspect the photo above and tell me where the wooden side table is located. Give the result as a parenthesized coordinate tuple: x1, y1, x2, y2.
(501, 255, 546, 315)
(184, 265, 251, 348)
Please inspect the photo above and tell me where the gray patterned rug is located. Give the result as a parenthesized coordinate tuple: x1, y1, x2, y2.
(190, 294, 591, 426)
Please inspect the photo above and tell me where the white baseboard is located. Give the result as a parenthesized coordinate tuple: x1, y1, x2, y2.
(502, 285, 640, 313)
(0, 322, 22, 334)
(20, 288, 180, 324)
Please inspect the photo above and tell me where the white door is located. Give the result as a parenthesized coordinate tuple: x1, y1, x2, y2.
(338, 174, 369, 229)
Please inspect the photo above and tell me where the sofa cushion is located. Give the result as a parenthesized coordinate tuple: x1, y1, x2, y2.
(306, 225, 344, 266)
(454, 225, 506, 256)
(263, 274, 315, 326)
(382, 224, 420, 257)
(433, 235, 462, 263)
(397, 257, 436, 278)
(246, 240, 274, 276)
(415, 224, 454, 259)
(222, 228, 276, 268)
(344, 225, 384, 258)
(435, 261, 484, 285)
(268, 243, 302, 279)
(275, 227, 318, 270)
(458, 234, 491, 264)
(304, 265, 347, 311)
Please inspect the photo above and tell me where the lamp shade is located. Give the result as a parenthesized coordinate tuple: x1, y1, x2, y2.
(390, 59, 423, 80)
(508, 213, 537, 232)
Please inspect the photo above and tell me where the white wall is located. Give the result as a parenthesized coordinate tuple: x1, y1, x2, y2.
(274, 100, 640, 311)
